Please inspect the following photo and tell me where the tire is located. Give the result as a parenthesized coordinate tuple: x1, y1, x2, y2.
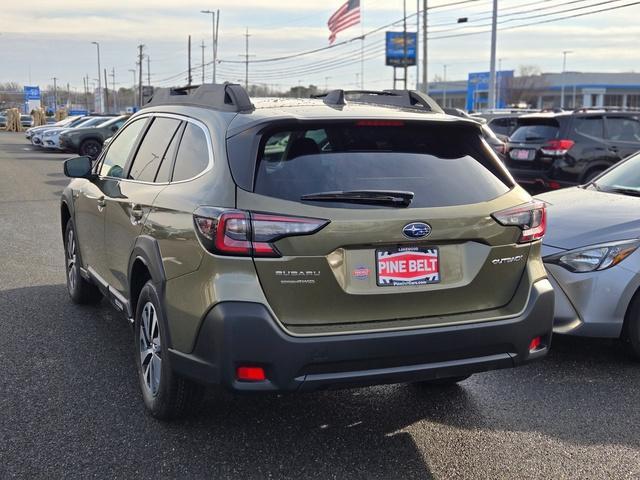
(412, 375, 471, 387)
(623, 294, 640, 359)
(64, 220, 102, 304)
(135, 281, 204, 420)
(79, 139, 102, 159)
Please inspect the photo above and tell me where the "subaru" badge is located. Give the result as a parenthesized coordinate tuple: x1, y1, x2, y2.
(402, 222, 431, 239)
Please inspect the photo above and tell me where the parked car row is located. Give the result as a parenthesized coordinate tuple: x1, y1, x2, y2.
(25, 113, 129, 158)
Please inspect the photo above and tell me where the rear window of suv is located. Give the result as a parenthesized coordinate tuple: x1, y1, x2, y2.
(252, 122, 512, 208)
(510, 121, 559, 143)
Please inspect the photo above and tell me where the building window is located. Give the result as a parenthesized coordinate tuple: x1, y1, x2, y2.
(604, 94, 623, 107)
(627, 95, 640, 108)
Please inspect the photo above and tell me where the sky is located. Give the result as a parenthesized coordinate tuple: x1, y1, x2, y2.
(0, 0, 639, 93)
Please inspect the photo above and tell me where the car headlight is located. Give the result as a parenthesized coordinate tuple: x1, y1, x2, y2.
(546, 239, 640, 273)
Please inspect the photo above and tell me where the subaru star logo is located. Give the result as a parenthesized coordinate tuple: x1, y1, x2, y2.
(402, 222, 431, 239)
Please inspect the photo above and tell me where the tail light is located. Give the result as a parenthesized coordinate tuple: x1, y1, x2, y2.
(540, 139, 574, 156)
(193, 207, 329, 257)
(492, 200, 546, 243)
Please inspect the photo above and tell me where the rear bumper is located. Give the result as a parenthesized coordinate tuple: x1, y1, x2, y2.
(509, 167, 575, 190)
(169, 279, 554, 392)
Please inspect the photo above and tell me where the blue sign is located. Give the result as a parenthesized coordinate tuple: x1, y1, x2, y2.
(68, 109, 89, 116)
(24, 86, 41, 101)
(385, 32, 417, 67)
(466, 70, 514, 111)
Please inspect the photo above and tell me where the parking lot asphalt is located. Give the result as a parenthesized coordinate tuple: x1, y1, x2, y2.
(0, 131, 639, 479)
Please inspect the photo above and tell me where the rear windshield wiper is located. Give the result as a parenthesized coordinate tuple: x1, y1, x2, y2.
(301, 190, 414, 207)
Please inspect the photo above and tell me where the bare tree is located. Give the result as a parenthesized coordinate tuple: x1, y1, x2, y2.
(504, 65, 546, 108)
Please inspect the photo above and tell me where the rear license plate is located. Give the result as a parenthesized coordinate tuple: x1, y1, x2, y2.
(510, 149, 534, 161)
(376, 246, 440, 287)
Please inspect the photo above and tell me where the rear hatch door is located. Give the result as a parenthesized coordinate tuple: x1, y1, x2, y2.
(507, 117, 560, 171)
(233, 120, 531, 331)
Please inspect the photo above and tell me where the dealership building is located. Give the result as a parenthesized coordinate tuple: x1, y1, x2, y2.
(425, 72, 640, 112)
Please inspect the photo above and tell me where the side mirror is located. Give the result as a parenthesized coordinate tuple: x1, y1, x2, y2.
(64, 156, 94, 178)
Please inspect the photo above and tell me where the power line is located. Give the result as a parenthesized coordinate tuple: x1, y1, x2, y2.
(155, 0, 638, 86)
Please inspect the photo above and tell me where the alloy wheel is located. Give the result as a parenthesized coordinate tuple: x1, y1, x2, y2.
(66, 228, 77, 292)
(139, 302, 162, 396)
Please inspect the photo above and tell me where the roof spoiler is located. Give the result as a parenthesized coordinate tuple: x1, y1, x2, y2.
(313, 89, 444, 113)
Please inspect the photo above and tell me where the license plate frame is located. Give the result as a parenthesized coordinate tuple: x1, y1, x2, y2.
(376, 246, 440, 287)
(510, 149, 535, 161)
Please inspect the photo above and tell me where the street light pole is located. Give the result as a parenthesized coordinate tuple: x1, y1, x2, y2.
(128, 69, 136, 107)
(487, 0, 498, 110)
(91, 41, 102, 113)
(560, 50, 572, 109)
(201, 10, 219, 83)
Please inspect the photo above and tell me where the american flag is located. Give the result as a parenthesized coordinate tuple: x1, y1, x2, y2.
(328, 0, 361, 44)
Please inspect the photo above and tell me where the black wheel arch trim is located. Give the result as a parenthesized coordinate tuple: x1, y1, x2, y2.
(128, 235, 172, 347)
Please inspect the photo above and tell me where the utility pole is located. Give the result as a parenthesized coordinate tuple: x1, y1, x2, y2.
(147, 56, 151, 87)
(488, 0, 498, 110)
(110, 67, 117, 112)
(137, 44, 144, 107)
(402, 0, 408, 90)
(129, 69, 136, 107)
(187, 35, 192, 86)
(244, 28, 250, 90)
(104, 68, 109, 113)
(52, 77, 58, 114)
(560, 50, 572, 109)
(201, 40, 206, 84)
(67, 82, 70, 108)
(83, 75, 89, 112)
(91, 41, 102, 112)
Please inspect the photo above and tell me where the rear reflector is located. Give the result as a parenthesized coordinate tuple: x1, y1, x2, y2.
(529, 336, 542, 352)
(236, 366, 266, 382)
(492, 200, 546, 243)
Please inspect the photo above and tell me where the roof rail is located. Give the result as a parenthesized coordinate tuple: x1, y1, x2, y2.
(144, 83, 254, 112)
(573, 106, 640, 113)
(314, 89, 444, 113)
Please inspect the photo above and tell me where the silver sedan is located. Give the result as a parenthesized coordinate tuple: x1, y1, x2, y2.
(538, 152, 640, 357)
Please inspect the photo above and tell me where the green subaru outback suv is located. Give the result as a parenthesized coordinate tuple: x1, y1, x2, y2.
(60, 84, 554, 419)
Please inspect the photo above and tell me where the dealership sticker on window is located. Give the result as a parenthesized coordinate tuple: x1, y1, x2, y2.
(376, 247, 440, 287)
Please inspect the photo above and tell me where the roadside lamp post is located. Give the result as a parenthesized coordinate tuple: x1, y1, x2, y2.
(560, 50, 573, 109)
(91, 41, 102, 113)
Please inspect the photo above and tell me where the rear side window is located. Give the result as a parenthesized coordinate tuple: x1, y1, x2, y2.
(606, 117, 640, 142)
(128, 117, 182, 182)
(253, 122, 512, 208)
(510, 123, 559, 143)
(573, 116, 604, 139)
(172, 123, 210, 182)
